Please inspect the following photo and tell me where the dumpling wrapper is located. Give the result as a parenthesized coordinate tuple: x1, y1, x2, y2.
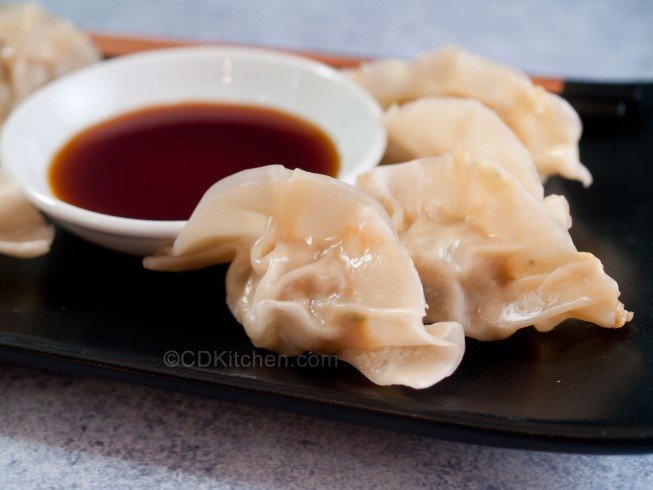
(145, 165, 464, 389)
(356, 154, 632, 341)
(382, 96, 544, 198)
(0, 169, 54, 257)
(0, 3, 98, 258)
(382, 96, 573, 229)
(348, 45, 592, 186)
(0, 2, 100, 125)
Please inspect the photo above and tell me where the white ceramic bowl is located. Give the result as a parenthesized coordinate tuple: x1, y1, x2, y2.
(1, 46, 386, 256)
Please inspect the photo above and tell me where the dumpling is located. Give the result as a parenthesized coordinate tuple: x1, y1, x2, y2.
(381, 96, 574, 229)
(0, 2, 100, 125)
(144, 165, 464, 389)
(505, 89, 588, 185)
(0, 3, 99, 258)
(0, 169, 54, 258)
(348, 45, 536, 112)
(356, 154, 632, 341)
(382, 96, 544, 198)
(348, 45, 592, 186)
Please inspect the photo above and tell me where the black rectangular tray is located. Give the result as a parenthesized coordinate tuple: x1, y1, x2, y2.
(1, 82, 652, 455)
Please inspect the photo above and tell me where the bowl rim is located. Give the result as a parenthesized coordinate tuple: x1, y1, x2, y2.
(0, 45, 386, 239)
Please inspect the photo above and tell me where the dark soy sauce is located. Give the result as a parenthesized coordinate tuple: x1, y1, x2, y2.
(49, 102, 340, 220)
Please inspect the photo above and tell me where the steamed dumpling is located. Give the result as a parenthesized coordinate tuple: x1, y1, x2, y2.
(0, 3, 98, 258)
(356, 154, 632, 341)
(382, 96, 544, 198)
(348, 45, 539, 112)
(381, 96, 573, 229)
(0, 2, 100, 125)
(0, 169, 54, 257)
(145, 165, 464, 389)
(348, 45, 592, 186)
(506, 89, 587, 185)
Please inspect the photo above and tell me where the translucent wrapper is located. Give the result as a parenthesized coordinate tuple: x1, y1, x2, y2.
(348, 45, 592, 186)
(145, 166, 465, 389)
(356, 154, 632, 341)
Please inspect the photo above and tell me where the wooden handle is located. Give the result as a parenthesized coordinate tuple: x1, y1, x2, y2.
(89, 32, 564, 93)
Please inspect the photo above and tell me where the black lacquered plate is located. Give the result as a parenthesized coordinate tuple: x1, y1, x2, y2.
(1, 83, 652, 455)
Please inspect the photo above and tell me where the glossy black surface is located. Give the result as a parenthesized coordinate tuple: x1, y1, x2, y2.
(1, 84, 652, 454)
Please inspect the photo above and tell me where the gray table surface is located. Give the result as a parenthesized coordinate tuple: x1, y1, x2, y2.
(2, 1, 653, 488)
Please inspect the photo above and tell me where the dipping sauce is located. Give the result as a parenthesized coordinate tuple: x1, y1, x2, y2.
(49, 102, 340, 220)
